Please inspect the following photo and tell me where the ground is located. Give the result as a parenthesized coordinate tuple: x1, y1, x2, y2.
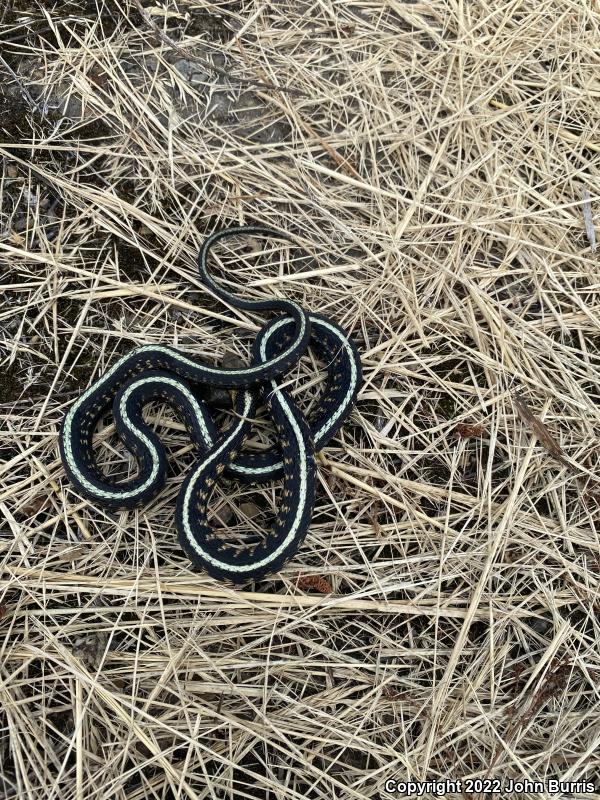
(1, 1, 600, 798)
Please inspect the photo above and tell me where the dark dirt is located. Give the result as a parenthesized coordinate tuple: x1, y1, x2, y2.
(2, 0, 142, 52)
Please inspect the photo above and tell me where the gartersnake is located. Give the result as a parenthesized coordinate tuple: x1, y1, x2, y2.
(59, 225, 362, 582)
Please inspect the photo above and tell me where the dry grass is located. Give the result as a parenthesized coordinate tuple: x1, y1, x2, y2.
(1, 1, 600, 798)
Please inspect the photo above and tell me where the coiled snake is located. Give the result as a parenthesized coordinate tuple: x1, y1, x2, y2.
(59, 226, 362, 582)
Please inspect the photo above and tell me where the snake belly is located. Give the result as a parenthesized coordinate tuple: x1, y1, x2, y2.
(59, 226, 362, 582)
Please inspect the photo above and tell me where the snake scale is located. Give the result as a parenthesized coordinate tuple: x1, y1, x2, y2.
(59, 225, 362, 582)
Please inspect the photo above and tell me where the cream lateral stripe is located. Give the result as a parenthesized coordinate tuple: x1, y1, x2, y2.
(66, 301, 304, 397)
(60, 326, 306, 494)
(62, 317, 357, 491)
(228, 317, 357, 476)
(119, 375, 213, 450)
(63, 376, 214, 499)
(181, 389, 308, 572)
(62, 319, 306, 482)
(178, 325, 309, 571)
(308, 318, 358, 438)
(256, 316, 358, 439)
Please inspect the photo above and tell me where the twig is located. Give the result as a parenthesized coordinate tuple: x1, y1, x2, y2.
(582, 190, 596, 253)
(513, 391, 570, 468)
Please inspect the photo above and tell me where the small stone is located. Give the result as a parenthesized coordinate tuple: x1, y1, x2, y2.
(202, 386, 231, 408)
(55, 545, 88, 563)
(71, 630, 109, 670)
(200, 352, 246, 409)
(207, 90, 233, 119)
(172, 58, 193, 81)
(189, 69, 209, 87)
(222, 352, 246, 370)
(239, 502, 261, 520)
(13, 215, 28, 233)
(527, 617, 552, 635)
(213, 503, 234, 527)
(9, 229, 25, 244)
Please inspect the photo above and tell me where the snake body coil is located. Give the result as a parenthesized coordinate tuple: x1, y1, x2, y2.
(59, 226, 362, 582)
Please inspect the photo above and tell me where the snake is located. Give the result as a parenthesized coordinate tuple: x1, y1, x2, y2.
(59, 225, 362, 582)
